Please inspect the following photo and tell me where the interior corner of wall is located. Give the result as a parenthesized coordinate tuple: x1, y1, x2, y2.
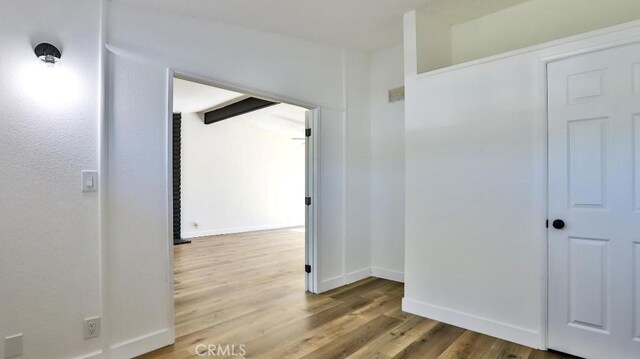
(403, 10, 419, 79)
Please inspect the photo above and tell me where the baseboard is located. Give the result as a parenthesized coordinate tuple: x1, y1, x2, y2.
(372, 267, 404, 283)
(317, 275, 345, 293)
(73, 350, 103, 359)
(182, 223, 303, 239)
(402, 298, 540, 349)
(345, 267, 372, 284)
(110, 329, 174, 359)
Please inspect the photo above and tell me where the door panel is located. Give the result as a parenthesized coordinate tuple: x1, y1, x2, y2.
(633, 63, 640, 95)
(568, 237, 609, 332)
(568, 118, 607, 208)
(548, 42, 640, 359)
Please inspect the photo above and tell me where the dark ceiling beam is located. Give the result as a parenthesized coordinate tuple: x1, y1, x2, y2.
(204, 97, 278, 125)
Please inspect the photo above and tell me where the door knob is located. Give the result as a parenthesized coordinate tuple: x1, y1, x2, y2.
(552, 219, 565, 229)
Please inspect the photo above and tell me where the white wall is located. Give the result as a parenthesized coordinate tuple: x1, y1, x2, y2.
(415, 9, 451, 74)
(107, 52, 173, 357)
(370, 44, 405, 282)
(0, 1, 102, 358)
(403, 11, 640, 350)
(106, 2, 372, 355)
(180, 111, 305, 238)
(451, 0, 640, 64)
(403, 51, 545, 348)
(345, 50, 373, 283)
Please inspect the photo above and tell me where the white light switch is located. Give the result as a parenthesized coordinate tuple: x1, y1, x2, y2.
(5, 334, 23, 358)
(82, 171, 98, 192)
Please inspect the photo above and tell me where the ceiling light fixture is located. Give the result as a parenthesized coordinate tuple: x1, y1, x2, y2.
(34, 43, 61, 64)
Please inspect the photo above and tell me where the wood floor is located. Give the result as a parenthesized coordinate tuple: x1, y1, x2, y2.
(139, 228, 577, 359)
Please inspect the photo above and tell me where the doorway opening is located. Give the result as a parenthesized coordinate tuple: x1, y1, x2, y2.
(168, 75, 318, 338)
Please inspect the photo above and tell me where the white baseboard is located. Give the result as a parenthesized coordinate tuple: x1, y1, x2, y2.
(317, 275, 345, 293)
(402, 298, 540, 349)
(345, 267, 372, 284)
(110, 328, 174, 359)
(73, 350, 103, 359)
(182, 223, 303, 239)
(318, 268, 373, 293)
(372, 267, 404, 283)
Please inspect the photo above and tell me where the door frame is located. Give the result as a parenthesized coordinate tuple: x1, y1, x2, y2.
(166, 70, 320, 297)
(539, 22, 640, 351)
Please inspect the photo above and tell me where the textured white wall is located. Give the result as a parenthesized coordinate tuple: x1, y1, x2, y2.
(180, 112, 305, 237)
(403, 10, 640, 350)
(370, 44, 405, 283)
(107, 52, 173, 355)
(0, 0, 102, 358)
(106, 2, 371, 354)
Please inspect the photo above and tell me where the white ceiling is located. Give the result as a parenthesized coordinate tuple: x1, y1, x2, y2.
(173, 78, 244, 114)
(173, 78, 307, 139)
(115, 0, 530, 51)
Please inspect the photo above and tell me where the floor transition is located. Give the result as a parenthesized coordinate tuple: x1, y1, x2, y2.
(139, 228, 576, 359)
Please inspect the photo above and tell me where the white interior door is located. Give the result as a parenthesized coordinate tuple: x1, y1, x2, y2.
(548, 42, 640, 359)
(305, 108, 318, 293)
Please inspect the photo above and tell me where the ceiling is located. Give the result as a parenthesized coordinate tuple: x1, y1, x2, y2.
(173, 78, 307, 139)
(115, 0, 531, 51)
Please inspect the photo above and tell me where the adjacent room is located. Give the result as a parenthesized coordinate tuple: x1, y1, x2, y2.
(167, 77, 314, 350)
(3, 0, 640, 358)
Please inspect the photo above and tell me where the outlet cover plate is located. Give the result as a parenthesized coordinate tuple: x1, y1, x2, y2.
(84, 317, 100, 339)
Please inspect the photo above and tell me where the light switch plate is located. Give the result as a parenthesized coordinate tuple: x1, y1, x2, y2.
(82, 171, 98, 192)
(5, 333, 23, 358)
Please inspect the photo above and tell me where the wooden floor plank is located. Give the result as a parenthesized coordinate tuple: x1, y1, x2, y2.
(139, 228, 577, 359)
(437, 330, 497, 359)
(391, 322, 466, 359)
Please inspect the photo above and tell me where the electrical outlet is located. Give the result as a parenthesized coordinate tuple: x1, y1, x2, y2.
(84, 317, 100, 339)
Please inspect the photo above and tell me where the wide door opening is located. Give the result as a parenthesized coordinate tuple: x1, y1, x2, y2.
(547, 42, 640, 359)
(168, 75, 317, 349)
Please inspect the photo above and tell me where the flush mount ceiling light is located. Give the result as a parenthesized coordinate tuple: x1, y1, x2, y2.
(34, 43, 61, 63)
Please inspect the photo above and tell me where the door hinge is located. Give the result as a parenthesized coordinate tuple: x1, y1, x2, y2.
(305, 264, 311, 273)
(305, 128, 311, 137)
(305, 197, 311, 206)
(546, 219, 549, 228)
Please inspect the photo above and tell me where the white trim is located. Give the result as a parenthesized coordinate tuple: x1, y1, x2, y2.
(372, 267, 404, 283)
(182, 224, 304, 239)
(305, 107, 320, 293)
(109, 329, 173, 359)
(341, 49, 349, 287)
(97, 1, 110, 357)
(537, 48, 551, 352)
(72, 350, 103, 359)
(311, 107, 320, 294)
(402, 298, 540, 349)
(318, 275, 345, 293)
(345, 267, 371, 284)
(416, 19, 640, 79)
(165, 69, 176, 348)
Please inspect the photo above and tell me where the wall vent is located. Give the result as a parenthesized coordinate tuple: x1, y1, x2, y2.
(388, 86, 405, 103)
